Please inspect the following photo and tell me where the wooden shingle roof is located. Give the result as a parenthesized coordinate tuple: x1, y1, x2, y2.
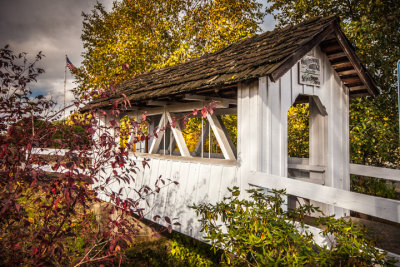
(83, 16, 378, 111)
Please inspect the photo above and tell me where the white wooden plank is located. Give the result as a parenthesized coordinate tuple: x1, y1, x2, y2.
(207, 112, 236, 160)
(207, 165, 223, 205)
(171, 162, 191, 232)
(341, 84, 349, 193)
(155, 159, 173, 218)
(290, 62, 303, 104)
(163, 161, 182, 219)
(194, 163, 212, 204)
(237, 82, 249, 193)
(193, 163, 212, 239)
(149, 159, 167, 219)
(136, 158, 153, 211)
(259, 77, 269, 174)
(148, 160, 166, 219)
(148, 113, 166, 154)
(249, 80, 261, 172)
(268, 78, 282, 175)
(181, 163, 200, 236)
(350, 164, 400, 183)
(219, 166, 239, 200)
(280, 71, 292, 179)
(304, 84, 314, 95)
(166, 111, 191, 157)
(247, 171, 400, 223)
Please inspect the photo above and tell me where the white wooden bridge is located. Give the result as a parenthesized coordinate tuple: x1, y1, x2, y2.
(33, 17, 400, 260)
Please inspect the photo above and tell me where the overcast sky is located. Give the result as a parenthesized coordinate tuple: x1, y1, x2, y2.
(0, 0, 275, 116)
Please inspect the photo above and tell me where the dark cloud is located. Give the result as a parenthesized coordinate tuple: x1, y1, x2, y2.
(0, 0, 112, 113)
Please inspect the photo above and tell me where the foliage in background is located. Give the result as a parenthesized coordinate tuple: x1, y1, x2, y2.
(76, 0, 263, 93)
(192, 187, 391, 266)
(287, 104, 309, 158)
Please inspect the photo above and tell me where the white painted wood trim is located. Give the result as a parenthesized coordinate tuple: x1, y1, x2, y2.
(166, 111, 191, 157)
(183, 94, 237, 105)
(129, 101, 229, 116)
(288, 163, 325, 173)
(350, 164, 400, 183)
(148, 113, 166, 154)
(246, 171, 400, 223)
(206, 112, 236, 160)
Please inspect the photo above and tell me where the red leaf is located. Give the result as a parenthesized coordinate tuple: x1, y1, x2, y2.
(87, 128, 95, 134)
(192, 109, 198, 115)
(142, 112, 147, 121)
(164, 216, 171, 224)
(201, 106, 207, 118)
(168, 225, 172, 233)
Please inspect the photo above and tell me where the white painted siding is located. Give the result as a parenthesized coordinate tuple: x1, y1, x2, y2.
(117, 156, 238, 239)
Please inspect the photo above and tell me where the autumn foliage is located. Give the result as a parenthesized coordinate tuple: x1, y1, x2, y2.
(0, 45, 180, 265)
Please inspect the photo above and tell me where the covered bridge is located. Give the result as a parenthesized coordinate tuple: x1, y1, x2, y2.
(84, 16, 400, 243)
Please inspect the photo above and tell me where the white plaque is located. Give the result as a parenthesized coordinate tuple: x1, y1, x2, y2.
(299, 56, 321, 86)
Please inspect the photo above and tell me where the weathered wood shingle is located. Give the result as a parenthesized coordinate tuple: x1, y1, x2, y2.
(84, 16, 378, 110)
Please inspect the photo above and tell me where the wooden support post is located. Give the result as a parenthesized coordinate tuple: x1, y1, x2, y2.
(148, 113, 166, 154)
(166, 111, 191, 157)
(216, 115, 237, 157)
(206, 112, 236, 160)
(309, 95, 329, 214)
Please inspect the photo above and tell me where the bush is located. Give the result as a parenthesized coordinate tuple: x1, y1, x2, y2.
(192, 187, 393, 266)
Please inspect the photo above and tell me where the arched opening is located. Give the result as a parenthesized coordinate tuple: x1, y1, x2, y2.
(287, 94, 328, 211)
(287, 94, 327, 183)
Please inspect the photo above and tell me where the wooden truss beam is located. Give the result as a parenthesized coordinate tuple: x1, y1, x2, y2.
(206, 112, 236, 160)
(166, 111, 191, 157)
(148, 113, 166, 154)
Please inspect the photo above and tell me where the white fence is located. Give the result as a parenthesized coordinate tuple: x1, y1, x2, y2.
(246, 171, 400, 223)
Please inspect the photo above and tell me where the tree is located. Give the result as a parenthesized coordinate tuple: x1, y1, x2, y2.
(76, 0, 263, 93)
(266, 0, 400, 166)
(0, 45, 180, 265)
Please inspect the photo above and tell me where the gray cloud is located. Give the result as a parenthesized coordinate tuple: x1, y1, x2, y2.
(0, 0, 112, 115)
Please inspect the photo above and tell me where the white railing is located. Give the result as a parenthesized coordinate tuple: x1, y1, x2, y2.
(29, 148, 89, 174)
(350, 163, 400, 183)
(30, 147, 70, 156)
(246, 171, 400, 224)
